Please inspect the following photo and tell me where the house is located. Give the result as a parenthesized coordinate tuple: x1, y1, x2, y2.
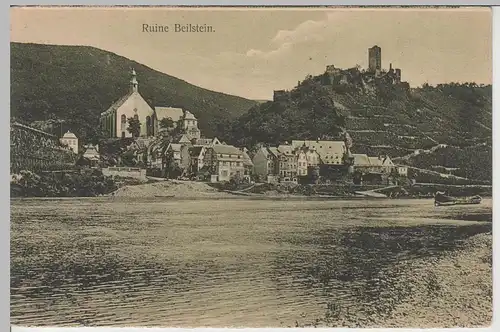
(396, 165, 408, 177)
(59, 130, 78, 154)
(204, 144, 245, 182)
(276, 144, 298, 182)
(154, 106, 183, 135)
(126, 137, 154, 165)
(241, 148, 254, 180)
(82, 144, 100, 167)
(188, 145, 208, 176)
(295, 144, 321, 176)
(252, 146, 278, 179)
(164, 143, 191, 170)
(291, 140, 346, 166)
(369, 156, 394, 173)
(353, 154, 394, 174)
(156, 108, 202, 141)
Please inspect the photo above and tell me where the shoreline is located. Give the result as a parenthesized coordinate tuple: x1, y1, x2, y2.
(11, 178, 492, 200)
(10, 192, 493, 201)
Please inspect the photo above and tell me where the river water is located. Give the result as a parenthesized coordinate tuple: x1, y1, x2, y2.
(10, 197, 492, 327)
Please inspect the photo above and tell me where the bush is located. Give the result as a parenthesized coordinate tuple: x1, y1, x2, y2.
(12, 169, 118, 197)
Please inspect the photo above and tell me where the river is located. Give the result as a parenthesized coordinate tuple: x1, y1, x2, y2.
(10, 198, 492, 327)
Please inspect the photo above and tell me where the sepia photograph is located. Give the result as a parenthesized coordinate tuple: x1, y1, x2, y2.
(9, 5, 492, 328)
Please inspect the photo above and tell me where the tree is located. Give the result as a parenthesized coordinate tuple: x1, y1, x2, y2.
(127, 117, 141, 137)
(165, 159, 183, 179)
(159, 117, 175, 129)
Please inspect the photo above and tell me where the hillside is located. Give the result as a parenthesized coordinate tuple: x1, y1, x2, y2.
(224, 67, 492, 182)
(10, 42, 258, 142)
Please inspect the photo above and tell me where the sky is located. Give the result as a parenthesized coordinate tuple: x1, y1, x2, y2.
(10, 6, 492, 100)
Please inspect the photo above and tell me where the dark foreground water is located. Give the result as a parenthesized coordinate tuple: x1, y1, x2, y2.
(10, 198, 492, 327)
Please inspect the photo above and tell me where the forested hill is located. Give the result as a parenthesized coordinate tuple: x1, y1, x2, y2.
(10, 42, 258, 142)
(223, 68, 492, 181)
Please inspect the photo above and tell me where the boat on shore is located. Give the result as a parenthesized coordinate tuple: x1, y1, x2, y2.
(434, 191, 482, 206)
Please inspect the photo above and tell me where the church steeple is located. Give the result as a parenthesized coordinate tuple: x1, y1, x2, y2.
(130, 68, 138, 93)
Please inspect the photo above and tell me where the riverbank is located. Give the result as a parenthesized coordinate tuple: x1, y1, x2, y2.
(111, 180, 491, 200)
(299, 232, 492, 328)
(12, 172, 492, 200)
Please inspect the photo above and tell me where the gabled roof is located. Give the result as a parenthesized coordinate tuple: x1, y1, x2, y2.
(189, 146, 205, 158)
(167, 143, 182, 152)
(353, 153, 370, 166)
(268, 147, 279, 158)
(277, 144, 295, 156)
(101, 91, 134, 116)
(154, 107, 184, 122)
(241, 150, 253, 166)
(382, 156, 394, 166)
(178, 134, 192, 143)
(83, 144, 100, 159)
(368, 157, 384, 167)
(184, 110, 196, 120)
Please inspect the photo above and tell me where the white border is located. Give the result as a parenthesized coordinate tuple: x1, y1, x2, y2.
(5, 2, 498, 332)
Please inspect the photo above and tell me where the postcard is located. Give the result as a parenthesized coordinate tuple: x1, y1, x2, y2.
(10, 5, 492, 328)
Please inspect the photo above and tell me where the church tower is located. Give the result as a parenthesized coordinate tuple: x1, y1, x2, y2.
(130, 68, 139, 93)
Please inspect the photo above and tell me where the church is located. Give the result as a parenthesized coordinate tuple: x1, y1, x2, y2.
(100, 69, 201, 140)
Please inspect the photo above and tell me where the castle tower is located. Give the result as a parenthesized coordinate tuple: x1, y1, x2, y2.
(130, 68, 138, 93)
(368, 45, 382, 73)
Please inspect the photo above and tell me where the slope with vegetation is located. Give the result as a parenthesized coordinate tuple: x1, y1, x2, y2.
(222, 67, 491, 182)
(10, 42, 258, 144)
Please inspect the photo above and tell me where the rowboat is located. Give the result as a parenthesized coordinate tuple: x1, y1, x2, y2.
(434, 191, 482, 206)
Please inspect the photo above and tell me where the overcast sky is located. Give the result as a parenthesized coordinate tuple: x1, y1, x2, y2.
(10, 6, 492, 100)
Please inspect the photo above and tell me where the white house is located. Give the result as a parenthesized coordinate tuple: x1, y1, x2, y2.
(59, 130, 78, 154)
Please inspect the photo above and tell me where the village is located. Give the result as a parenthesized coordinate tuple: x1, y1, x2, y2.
(55, 62, 409, 188)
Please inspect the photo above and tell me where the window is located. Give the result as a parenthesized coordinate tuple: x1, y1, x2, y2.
(121, 114, 126, 123)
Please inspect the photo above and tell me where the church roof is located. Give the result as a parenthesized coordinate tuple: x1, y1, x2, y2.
(155, 107, 184, 122)
(101, 91, 134, 116)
